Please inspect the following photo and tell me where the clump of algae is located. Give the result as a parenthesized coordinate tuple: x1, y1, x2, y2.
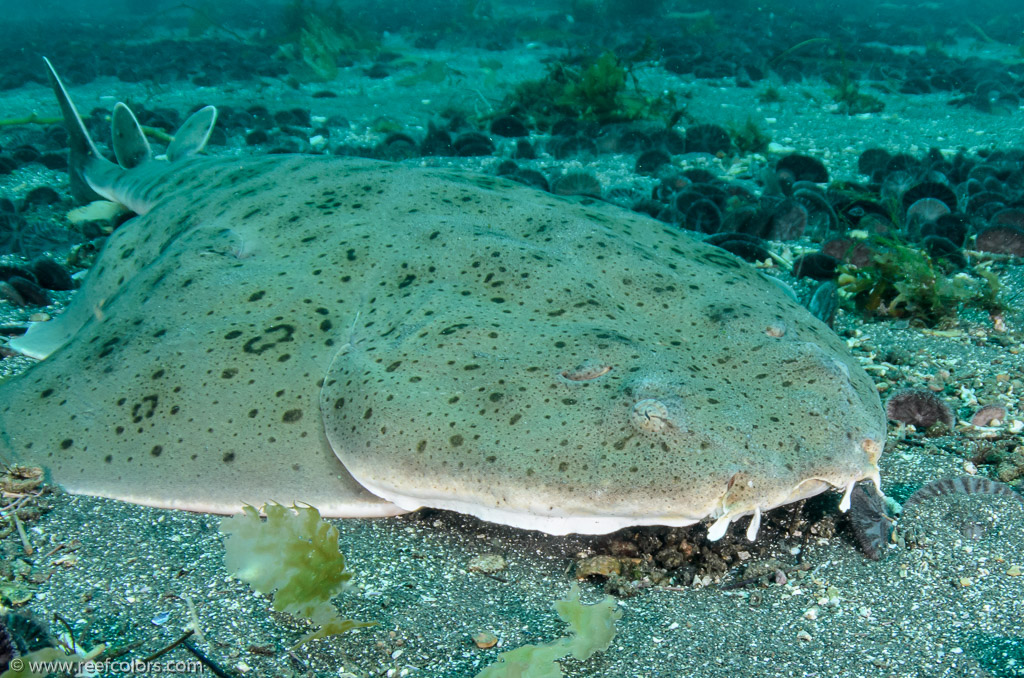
(475, 584, 621, 678)
(837, 235, 1002, 325)
(507, 50, 675, 126)
(219, 503, 374, 649)
(273, 0, 379, 81)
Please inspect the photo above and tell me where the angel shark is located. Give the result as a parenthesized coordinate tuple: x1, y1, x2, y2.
(0, 59, 886, 540)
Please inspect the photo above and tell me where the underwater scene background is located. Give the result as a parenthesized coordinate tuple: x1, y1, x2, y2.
(1, 1, 1024, 676)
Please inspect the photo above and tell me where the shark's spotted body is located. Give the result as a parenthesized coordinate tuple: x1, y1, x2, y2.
(0, 61, 885, 539)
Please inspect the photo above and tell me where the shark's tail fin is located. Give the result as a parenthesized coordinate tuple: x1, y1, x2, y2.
(45, 57, 219, 203)
(43, 57, 120, 203)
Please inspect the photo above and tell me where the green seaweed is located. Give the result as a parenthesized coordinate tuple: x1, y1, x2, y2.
(827, 79, 885, 115)
(553, 586, 620, 659)
(475, 584, 621, 678)
(728, 117, 771, 154)
(826, 57, 884, 115)
(273, 0, 379, 82)
(506, 51, 676, 126)
(756, 85, 784, 104)
(557, 52, 626, 120)
(0, 113, 61, 128)
(219, 503, 374, 649)
(837, 236, 1002, 325)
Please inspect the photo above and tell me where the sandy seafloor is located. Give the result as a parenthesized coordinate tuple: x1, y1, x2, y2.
(1, 26, 1024, 678)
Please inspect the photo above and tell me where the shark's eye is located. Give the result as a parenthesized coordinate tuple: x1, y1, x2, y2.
(560, 362, 612, 381)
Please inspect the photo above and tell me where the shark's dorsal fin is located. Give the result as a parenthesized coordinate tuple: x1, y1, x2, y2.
(167, 106, 217, 162)
(43, 57, 123, 203)
(111, 102, 152, 169)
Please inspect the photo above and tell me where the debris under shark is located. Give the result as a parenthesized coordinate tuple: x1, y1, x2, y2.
(0, 59, 885, 540)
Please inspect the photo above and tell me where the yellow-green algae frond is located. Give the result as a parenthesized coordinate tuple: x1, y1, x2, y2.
(219, 503, 374, 649)
(475, 583, 622, 678)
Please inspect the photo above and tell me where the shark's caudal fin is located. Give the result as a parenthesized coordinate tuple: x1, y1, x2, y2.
(42, 57, 121, 202)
